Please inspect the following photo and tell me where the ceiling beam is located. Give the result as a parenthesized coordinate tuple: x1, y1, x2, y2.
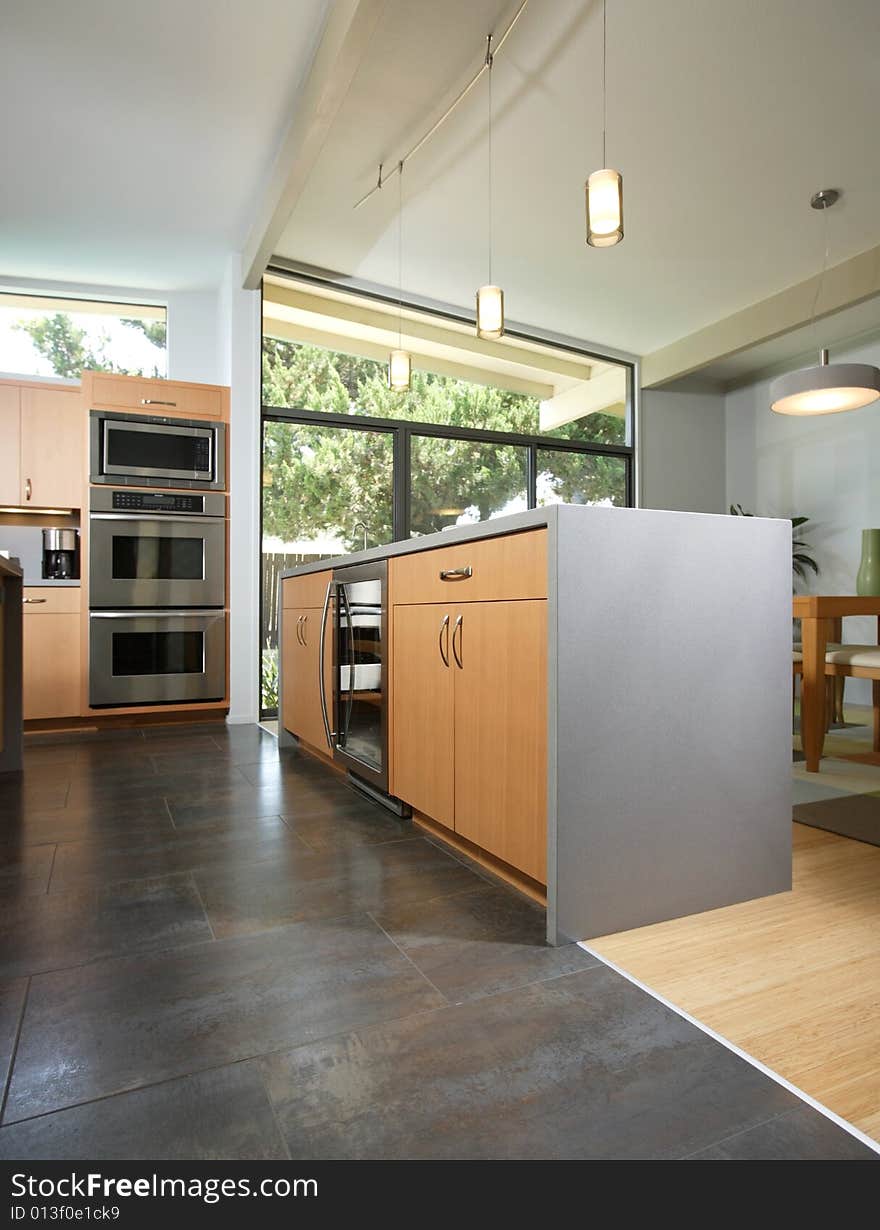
(539, 367, 627, 429)
(641, 242, 880, 389)
(264, 282, 595, 382)
(241, 0, 387, 290)
(265, 315, 555, 398)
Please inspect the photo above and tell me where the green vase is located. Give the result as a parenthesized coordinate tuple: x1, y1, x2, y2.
(856, 529, 880, 596)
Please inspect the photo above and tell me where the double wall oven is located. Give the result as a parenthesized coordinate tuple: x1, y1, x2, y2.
(88, 412, 227, 709)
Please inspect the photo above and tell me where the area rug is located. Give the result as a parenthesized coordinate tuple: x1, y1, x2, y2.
(793, 792, 880, 848)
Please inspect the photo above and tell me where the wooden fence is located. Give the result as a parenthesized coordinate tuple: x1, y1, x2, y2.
(261, 552, 324, 651)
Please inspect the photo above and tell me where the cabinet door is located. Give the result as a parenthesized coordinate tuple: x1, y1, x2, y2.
(89, 374, 225, 420)
(453, 600, 547, 882)
(391, 603, 455, 829)
(20, 387, 85, 509)
(0, 386, 21, 505)
(23, 612, 81, 719)
(281, 607, 332, 753)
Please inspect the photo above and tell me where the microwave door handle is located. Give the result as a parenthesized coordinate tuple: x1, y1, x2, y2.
(318, 580, 335, 749)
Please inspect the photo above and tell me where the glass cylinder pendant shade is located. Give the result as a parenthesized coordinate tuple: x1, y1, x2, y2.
(586, 168, 623, 247)
(388, 349, 412, 392)
(476, 284, 504, 339)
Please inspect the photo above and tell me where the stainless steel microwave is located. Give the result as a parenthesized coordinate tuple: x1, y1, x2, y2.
(90, 411, 226, 490)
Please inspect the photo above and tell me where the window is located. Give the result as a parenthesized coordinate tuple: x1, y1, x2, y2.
(0, 293, 167, 380)
(259, 281, 634, 715)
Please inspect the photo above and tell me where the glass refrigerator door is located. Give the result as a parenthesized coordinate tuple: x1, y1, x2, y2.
(336, 578, 383, 773)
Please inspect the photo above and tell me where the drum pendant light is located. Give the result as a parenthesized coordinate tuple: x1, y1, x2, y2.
(476, 35, 505, 339)
(388, 161, 412, 391)
(770, 190, 880, 415)
(586, 0, 623, 247)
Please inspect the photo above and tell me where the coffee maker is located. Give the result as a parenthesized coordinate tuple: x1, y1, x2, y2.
(42, 528, 79, 580)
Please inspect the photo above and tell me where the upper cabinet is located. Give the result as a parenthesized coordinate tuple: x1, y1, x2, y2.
(0, 381, 85, 510)
(21, 386, 85, 509)
(85, 371, 229, 422)
(0, 385, 21, 506)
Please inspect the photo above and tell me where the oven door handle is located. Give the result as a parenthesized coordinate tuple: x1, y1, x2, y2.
(89, 610, 223, 619)
(318, 580, 335, 749)
(89, 513, 222, 524)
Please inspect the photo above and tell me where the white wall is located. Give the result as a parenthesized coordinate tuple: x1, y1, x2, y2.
(639, 383, 727, 513)
(726, 333, 880, 701)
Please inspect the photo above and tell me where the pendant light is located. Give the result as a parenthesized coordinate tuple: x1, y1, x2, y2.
(586, 0, 623, 247)
(388, 160, 412, 391)
(476, 35, 504, 339)
(770, 190, 880, 415)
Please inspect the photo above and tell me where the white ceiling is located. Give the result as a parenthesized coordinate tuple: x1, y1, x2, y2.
(276, 0, 880, 359)
(0, 0, 330, 289)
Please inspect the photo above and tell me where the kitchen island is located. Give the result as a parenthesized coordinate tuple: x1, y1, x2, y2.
(279, 504, 791, 944)
(0, 555, 24, 774)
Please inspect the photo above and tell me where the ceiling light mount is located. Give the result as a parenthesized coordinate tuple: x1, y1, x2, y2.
(810, 188, 840, 211)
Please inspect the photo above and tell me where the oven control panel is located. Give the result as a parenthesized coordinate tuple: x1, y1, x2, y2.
(111, 492, 205, 514)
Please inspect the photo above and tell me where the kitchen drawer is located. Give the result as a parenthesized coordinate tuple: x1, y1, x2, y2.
(390, 529, 547, 605)
(282, 569, 332, 610)
(22, 587, 82, 614)
(89, 374, 226, 421)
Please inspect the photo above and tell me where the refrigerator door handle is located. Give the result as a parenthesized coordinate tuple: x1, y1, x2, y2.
(318, 580, 334, 749)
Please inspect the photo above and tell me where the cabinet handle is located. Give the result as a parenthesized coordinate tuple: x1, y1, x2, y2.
(141, 398, 177, 407)
(439, 566, 472, 581)
(23, 597, 47, 604)
(438, 614, 450, 667)
(25, 478, 32, 502)
(296, 615, 304, 645)
(452, 614, 463, 669)
(302, 614, 308, 646)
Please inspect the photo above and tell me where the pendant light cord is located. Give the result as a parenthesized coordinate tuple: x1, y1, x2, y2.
(398, 159, 404, 349)
(486, 35, 494, 285)
(602, 0, 607, 168)
(808, 199, 830, 342)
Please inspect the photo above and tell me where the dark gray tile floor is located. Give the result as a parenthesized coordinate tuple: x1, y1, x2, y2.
(0, 723, 874, 1160)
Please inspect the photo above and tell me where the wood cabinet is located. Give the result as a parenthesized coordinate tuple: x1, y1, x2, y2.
(391, 597, 547, 883)
(20, 387, 84, 509)
(281, 601, 332, 753)
(86, 372, 227, 421)
(22, 587, 81, 720)
(0, 385, 21, 506)
(0, 382, 83, 509)
(391, 603, 455, 827)
(391, 529, 547, 605)
(282, 569, 332, 611)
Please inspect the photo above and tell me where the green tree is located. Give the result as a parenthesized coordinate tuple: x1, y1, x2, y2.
(261, 338, 626, 552)
(15, 312, 166, 379)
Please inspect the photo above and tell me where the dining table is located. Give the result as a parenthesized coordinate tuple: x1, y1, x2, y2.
(793, 594, 880, 772)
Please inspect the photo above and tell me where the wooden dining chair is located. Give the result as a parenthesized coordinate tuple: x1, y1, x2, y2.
(793, 646, 880, 751)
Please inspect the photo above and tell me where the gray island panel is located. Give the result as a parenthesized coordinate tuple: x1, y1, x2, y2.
(551, 504, 792, 943)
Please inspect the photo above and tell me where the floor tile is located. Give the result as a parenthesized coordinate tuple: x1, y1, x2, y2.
(687, 1105, 878, 1160)
(66, 764, 249, 809)
(0, 1061, 288, 1161)
(0, 801, 175, 849)
(0, 843, 56, 899)
(47, 816, 310, 893)
(0, 780, 70, 817)
(0, 874, 212, 979)
(4, 912, 445, 1122)
(793, 793, 880, 847)
(284, 798, 413, 852)
(0, 978, 28, 1109)
(261, 965, 800, 1160)
(194, 837, 483, 938)
(373, 885, 596, 1003)
(166, 777, 356, 827)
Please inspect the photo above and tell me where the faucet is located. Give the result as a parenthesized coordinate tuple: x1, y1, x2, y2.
(353, 521, 368, 552)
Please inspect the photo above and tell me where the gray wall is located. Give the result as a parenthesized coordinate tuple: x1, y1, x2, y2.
(640, 383, 727, 513)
